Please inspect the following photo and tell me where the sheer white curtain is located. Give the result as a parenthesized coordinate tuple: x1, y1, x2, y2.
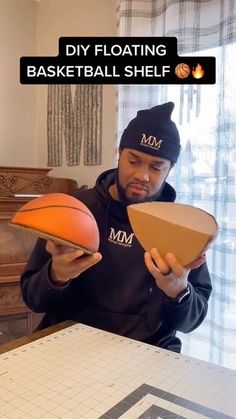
(118, 0, 236, 370)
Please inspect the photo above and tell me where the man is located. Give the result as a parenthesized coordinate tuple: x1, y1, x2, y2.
(21, 102, 212, 353)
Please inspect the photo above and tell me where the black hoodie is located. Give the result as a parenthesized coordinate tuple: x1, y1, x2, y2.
(21, 169, 212, 352)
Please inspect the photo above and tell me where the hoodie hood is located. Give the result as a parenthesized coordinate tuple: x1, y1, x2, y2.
(94, 168, 177, 204)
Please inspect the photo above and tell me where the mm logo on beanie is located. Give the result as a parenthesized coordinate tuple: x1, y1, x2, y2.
(140, 134, 163, 150)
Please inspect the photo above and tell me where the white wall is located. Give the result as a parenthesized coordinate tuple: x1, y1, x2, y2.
(0, 0, 117, 187)
(0, 0, 37, 167)
(36, 0, 117, 187)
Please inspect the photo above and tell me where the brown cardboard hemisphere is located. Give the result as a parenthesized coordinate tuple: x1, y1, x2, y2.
(127, 202, 218, 266)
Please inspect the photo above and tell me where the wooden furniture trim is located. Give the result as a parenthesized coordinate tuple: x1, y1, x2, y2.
(0, 166, 78, 197)
(0, 263, 27, 277)
(0, 321, 75, 354)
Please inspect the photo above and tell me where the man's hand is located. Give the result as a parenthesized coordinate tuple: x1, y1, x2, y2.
(144, 248, 206, 299)
(46, 240, 102, 286)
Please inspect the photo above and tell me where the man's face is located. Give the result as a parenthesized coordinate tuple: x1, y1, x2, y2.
(116, 148, 173, 204)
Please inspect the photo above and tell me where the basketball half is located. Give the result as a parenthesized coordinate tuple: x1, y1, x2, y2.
(10, 193, 100, 254)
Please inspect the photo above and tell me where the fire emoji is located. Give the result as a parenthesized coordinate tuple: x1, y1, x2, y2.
(192, 63, 205, 79)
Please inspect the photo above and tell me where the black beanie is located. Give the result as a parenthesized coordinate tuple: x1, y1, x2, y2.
(119, 102, 181, 163)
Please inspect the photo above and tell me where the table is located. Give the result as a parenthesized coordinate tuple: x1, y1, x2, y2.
(0, 322, 236, 418)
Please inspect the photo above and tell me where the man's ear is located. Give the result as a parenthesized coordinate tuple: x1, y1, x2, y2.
(166, 162, 175, 176)
(117, 146, 124, 163)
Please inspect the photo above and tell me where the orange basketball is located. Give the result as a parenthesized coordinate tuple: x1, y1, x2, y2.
(10, 193, 100, 254)
(175, 63, 190, 79)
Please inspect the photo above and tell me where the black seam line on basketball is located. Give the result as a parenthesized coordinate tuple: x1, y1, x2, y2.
(17, 205, 95, 221)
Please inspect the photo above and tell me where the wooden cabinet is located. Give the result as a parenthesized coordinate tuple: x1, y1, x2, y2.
(0, 167, 81, 344)
(0, 198, 38, 344)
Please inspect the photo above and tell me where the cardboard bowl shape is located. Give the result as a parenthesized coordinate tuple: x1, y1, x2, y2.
(10, 193, 99, 254)
(127, 202, 218, 266)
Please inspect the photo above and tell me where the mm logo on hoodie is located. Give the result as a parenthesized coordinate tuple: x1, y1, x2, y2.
(140, 134, 163, 151)
(108, 228, 134, 248)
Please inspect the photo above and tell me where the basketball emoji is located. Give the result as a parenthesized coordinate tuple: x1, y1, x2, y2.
(10, 193, 100, 254)
(175, 63, 191, 79)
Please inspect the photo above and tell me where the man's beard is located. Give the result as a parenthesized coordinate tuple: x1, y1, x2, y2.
(115, 174, 164, 205)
